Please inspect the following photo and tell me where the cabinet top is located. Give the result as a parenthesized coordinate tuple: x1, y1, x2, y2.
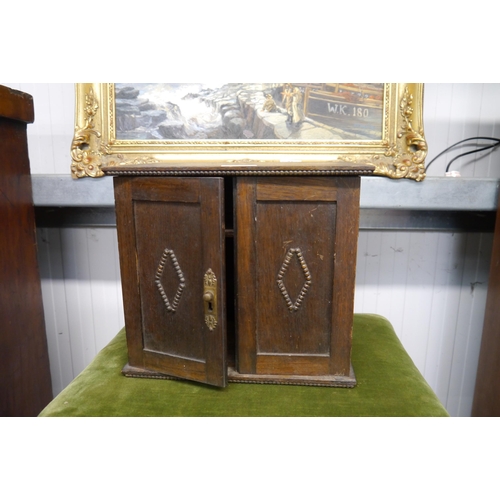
(0, 85, 34, 123)
(101, 164, 375, 178)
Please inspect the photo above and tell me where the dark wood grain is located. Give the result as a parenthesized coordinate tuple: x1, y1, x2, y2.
(330, 177, 360, 375)
(115, 174, 360, 388)
(472, 190, 500, 416)
(115, 177, 227, 387)
(0, 85, 34, 123)
(234, 180, 258, 373)
(103, 165, 375, 177)
(235, 177, 359, 383)
(254, 194, 335, 357)
(0, 86, 52, 416)
(122, 363, 356, 388)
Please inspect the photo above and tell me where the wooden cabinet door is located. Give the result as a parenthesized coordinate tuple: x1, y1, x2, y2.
(235, 177, 359, 381)
(114, 177, 227, 387)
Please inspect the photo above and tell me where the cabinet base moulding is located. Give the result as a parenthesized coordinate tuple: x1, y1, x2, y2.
(122, 363, 356, 388)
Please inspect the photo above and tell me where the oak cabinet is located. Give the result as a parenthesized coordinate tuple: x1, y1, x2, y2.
(114, 175, 360, 388)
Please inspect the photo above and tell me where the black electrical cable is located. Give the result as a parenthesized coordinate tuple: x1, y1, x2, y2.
(445, 141, 500, 172)
(425, 136, 500, 172)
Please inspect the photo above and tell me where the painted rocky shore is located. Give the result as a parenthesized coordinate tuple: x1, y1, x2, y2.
(114, 83, 344, 141)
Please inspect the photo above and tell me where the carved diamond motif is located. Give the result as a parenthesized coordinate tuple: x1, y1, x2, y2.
(276, 248, 312, 312)
(155, 249, 185, 312)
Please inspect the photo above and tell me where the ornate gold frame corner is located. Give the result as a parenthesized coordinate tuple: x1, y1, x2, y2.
(373, 84, 427, 182)
(71, 83, 427, 181)
(71, 84, 105, 178)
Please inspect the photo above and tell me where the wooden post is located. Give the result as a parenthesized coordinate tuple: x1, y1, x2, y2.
(0, 85, 53, 416)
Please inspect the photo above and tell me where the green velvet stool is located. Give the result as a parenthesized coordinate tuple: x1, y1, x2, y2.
(39, 314, 449, 417)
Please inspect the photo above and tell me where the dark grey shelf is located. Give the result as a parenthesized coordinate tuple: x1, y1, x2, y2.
(32, 175, 499, 231)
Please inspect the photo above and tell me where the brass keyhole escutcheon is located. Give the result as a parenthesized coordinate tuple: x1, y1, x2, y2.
(203, 291, 214, 312)
(203, 269, 217, 330)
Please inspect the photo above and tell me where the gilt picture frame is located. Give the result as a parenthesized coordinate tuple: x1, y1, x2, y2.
(71, 83, 427, 181)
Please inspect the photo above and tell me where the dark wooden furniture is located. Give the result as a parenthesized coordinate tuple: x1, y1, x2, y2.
(0, 85, 52, 416)
(113, 173, 361, 388)
(472, 189, 500, 416)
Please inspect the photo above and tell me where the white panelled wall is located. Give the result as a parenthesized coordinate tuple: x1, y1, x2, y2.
(36, 227, 124, 396)
(4, 83, 500, 416)
(355, 230, 493, 417)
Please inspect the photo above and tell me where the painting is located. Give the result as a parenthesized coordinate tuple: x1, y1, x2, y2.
(71, 83, 427, 180)
(113, 83, 384, 141)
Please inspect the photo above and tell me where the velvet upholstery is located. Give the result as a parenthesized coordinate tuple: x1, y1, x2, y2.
(39, 314, 449, 417)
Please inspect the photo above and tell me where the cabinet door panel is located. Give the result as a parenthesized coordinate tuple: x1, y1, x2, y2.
(255, 199, 335, 356)
(236, 177, 359, 378)
(115, 177, 226, 387)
